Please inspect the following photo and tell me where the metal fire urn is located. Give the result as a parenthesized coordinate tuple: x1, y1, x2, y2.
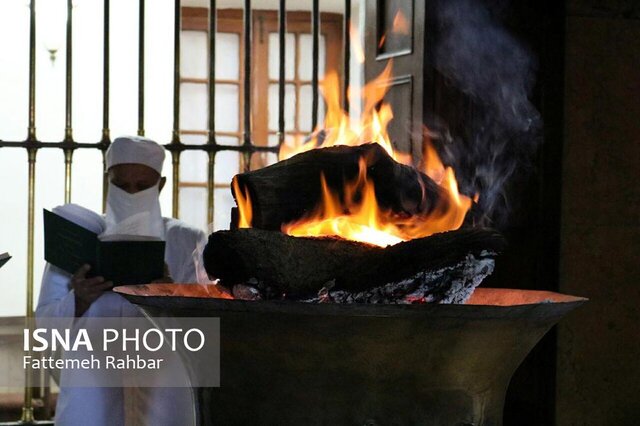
(116, 285, 585, 426)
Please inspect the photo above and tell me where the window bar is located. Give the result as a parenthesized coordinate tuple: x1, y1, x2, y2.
(21, 0, 37, 421)
(27, 0, 37, 143)
(207, 153, 215, 225)
(101, 0, 111, 213)
(342, 0, 351, 113)
(242, 0, 252, 172)
(294, 34, 300, 135)
(207, 0, 217, 225)
(64, 0, 75, 203)
(208, 0, 217, 143)
(64, 150, 73, 203)
(102, 0, 111, 144)
(277, 0, 286, 147)
(311, 0, 319, 130)
(172, 151, 180, 218)
(65, 0, 73, 143)
(138, 0, 145, 136)
(22, 149, 38, 423)
(171, 0, 181, 218)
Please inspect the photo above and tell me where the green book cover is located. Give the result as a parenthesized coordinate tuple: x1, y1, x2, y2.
(43, 209, 165, 285)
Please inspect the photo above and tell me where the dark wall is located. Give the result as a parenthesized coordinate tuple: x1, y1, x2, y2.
(389, 0, 638, 422)
(557, 1, 640, 424)
(425, 1, 567, 424)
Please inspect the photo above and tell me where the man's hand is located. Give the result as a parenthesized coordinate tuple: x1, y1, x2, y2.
(70, 264, 113, 317)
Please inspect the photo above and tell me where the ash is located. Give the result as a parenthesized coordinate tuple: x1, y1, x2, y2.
(302, 252, 495, 304)
(233, 252, 495, 304)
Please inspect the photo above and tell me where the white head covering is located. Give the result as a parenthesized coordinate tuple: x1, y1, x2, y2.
(102, 136, 166, 240)
(106, 136, 165, 174)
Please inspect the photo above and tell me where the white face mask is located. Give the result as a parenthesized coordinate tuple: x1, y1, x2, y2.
(102, 182, 165, 240)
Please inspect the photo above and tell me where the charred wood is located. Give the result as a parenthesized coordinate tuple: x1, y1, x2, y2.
(231, 143, 446, 230)
(203, 228, 505, 302)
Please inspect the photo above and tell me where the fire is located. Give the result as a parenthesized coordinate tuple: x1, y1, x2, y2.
(282, 149, 473, 247)
(279, 61, 410, 166)
(237, 20, 473, 247)
(285, 159, 405, 247)
(232, 176, 253, 228)
(379, 9, 411, 49)
(392, 10, 411, 35)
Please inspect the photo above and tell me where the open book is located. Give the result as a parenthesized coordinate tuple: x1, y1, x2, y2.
(43, 209, 165, 285)
(0, 252, 10, 269)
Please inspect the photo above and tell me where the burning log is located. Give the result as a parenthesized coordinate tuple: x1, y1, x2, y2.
(203, 227, 505, 303)
(231, 143, 445, 230)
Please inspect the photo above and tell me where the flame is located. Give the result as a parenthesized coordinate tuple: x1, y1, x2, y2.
(392, 10, 410, 35)
(284, 159, 404, 247)
(279, 61, 409, 165)
(232, 177, 253, 228)
(283, 149, 473, 247)
(379, 10, 410, 49)
(417, 136, 474, 238)
(270, 35, 473, 247)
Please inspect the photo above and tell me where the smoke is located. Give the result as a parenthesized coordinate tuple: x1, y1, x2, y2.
(426, 0, 542, 227)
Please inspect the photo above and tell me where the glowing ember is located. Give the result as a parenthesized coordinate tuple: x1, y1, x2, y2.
(114, 283, 233, 299)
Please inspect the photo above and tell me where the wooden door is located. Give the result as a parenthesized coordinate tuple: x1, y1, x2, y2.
(364, 0, 426, 162)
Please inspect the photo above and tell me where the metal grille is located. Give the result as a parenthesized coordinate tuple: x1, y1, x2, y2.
(0, 0, 353, 420)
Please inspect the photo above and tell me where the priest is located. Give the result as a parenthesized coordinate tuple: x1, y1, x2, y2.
(36, 135, 205, 426)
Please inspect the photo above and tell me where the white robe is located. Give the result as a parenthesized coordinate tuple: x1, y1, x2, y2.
(36, 204, 206, 426)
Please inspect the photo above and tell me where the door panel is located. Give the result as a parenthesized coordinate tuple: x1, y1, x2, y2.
(365, 0, 425, 161)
